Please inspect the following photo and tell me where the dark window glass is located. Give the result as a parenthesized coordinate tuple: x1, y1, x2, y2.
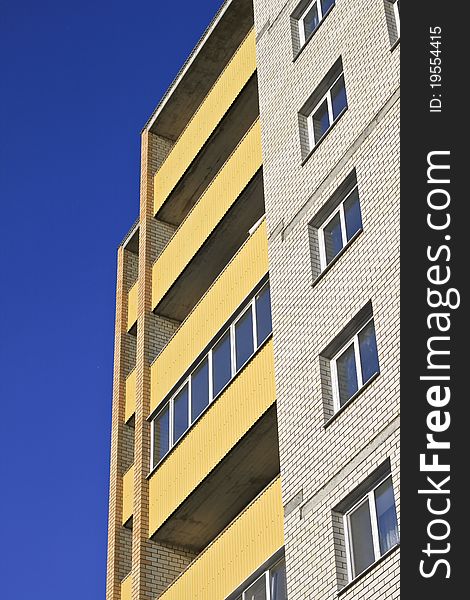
(303, 2, 319, 40)
(344, 189, 363, 241)
(375, 478, 399, 555)
(324, 212, 343, 264)
(173, 384, 189, 444)
(331, 75, 347, 120)
(359, 321, 379, 383)
(191, 359, 209, 422)
(312, 99, 330, 142)
(255, 285, 272, 345)
(244, 575, 267, 600)
(321, 0, 335, 15)
(235, 308, 254, 371)
(270, 560, 288, 600)
(212, 332, 232, 397)
(349, 500, 375, 577)
(154, 405, 170, 464)
(336, 342, 358, 405)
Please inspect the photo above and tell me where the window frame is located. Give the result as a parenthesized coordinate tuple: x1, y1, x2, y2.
(306, 71, 346, 150)
(297, 0, 335, 48)
(150, 280, 272, 470)
(317, 184, 361, 270)
(235, 557, 286, 600)
(343, 474, 399, 581)
(330, 316, 379, 412)
(393, 0, 400, 39)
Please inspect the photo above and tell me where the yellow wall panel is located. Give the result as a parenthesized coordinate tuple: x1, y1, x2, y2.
(122, 465, 134, 525)
(149, 341, 275, 536)
(127, 282, 138, 331)
(152, 120, 262, 309)
(150, 220, 268, 414)
(158, 478, 283, 600)
(124, 370, 136, 423)
(120, 575, 132, 600)
(153, 29, 256, 216)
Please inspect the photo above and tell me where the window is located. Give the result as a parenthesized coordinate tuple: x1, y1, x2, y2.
(384, 0, 400, 46)
(235, 559, 287, 600)
(331, 318, 379, 410)
(344, 475, 399, 580)
(318, 185, 362, 270)
(295, 0, 335, 48)
(150, 281, 273, 468)
(298, 59, 347, 159)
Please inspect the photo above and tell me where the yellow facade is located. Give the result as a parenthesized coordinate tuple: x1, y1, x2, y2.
(122, 465, 134, 525)
(152, 119, 262, 310)
(153, 29, 256, 216)
(120, 575, 132, 600)
(149, 340, 275, 536)
(158, 478, 283, 600)
(150, 220, 268, 414)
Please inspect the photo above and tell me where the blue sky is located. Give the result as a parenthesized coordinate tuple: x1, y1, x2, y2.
(0, 1, 222, 597)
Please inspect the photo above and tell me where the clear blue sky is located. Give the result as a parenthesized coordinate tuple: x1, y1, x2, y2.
(0, 1, 222, 597)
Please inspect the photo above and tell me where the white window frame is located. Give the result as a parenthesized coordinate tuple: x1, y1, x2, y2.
(318, 185, 360, 270)
(393, 0, 400, 39)
(306, 71, 345, 150)
(330, 317, 378, 412)
(236, 557, 286, 600)
(150, 281, 272, 470)
(297, 0, 334, 47)
(343, 474, 398, 581)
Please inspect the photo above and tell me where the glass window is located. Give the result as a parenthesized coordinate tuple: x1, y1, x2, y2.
(255, 285, 273, 345)
(343, 189, 362, 241)
(173, 384, 189, 444)
(375, 478, 399, 555)
(349, 500, 375, 576)
(212, 331, 232, 397)
(153, 405, 170, 464)
(235, 308, 254, 371)
(331, 75, 347, 120)
(321, 0, 335, 14)
(323, 212, 343, 264)
(244, 575, 267, 600)
(270, 560, 287, 600)
(191, 358, 209, 422)
(312, 99, 330, 143)
(297, 0, 335, 49)
(302, 2, 319, 40)
(358, 321, 380, 383)
(336, 343, 358, 406)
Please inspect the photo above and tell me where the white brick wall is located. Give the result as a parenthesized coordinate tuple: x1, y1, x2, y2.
(253, 0, 400, 597)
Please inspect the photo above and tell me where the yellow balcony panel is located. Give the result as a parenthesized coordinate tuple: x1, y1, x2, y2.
(124, 370, 136, 423)
(120, 575, 132, 600)
(153, 29, 256, 216)
(152, 120, 262, 311)
(150, 220, 268, 414)
(149, 341, 277, 543)
(127, 282, 138, 332)
(122, 465, 134, 526)
(158, 478, 284, 600)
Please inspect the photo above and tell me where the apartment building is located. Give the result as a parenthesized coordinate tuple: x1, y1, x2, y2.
(106, 1, 400, 599)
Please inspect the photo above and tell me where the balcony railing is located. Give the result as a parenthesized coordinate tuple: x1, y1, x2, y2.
(157, 478, 284, 600)
(120, 575, 132, 600)
(150, 220, 268, 415)
(152, 119, 262, 311)
(124, 370, 136, 423)
(127, 282, 138, 332)
(153, 29, 256, 216)
(122, 465, 134, 525)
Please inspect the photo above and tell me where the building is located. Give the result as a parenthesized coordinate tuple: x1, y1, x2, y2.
(106, 1, 400, 599)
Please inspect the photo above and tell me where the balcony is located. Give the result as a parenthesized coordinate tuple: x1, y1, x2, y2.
(148, 341, 278, 547)
(157, 478, 283, 600)
(127, 282, 138, 332)
(122, 465, 134, 526)
(152, 119, 262, 313)
(125, 370, 136, 423)
(150, 219, 268, 413)
(153, 28, 256, 217)
(121, 575, 131, 600)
